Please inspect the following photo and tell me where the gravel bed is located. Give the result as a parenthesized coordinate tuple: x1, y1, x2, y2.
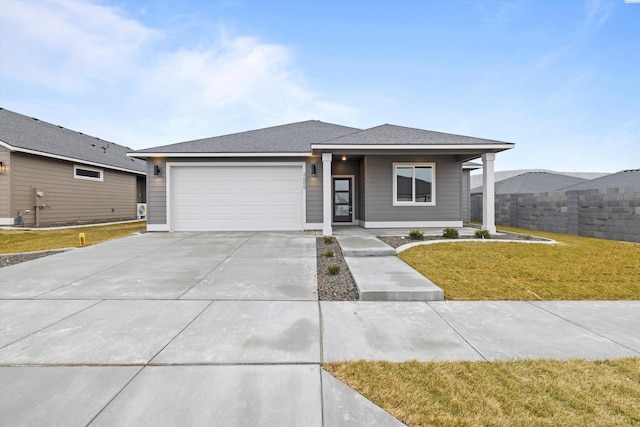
(0, 250, 66, 268)
(316, 237, 359, 301)
(378, 231, 548, 249)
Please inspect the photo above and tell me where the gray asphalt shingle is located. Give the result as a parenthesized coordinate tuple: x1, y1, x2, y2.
(558, 169, 640, 191)
(0, 108, 145, 173)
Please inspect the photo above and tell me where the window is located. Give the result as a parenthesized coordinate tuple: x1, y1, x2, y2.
(74, 165, 103, 182)
(393, 163, 435, 206)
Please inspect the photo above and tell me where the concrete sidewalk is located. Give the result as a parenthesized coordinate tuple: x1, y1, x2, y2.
(1, 232, 639, 426)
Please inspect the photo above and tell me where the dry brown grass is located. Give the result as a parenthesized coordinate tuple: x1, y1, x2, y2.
(0, 221, 146, 253)
(398, 226, 640, 300)
(325, 358, 640, 427)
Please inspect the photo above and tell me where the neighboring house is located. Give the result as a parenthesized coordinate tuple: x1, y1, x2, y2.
(129, 121, 513, 235)
(556, 169, 640, 192)
(470, 171, 588, 195)
(0, 108, 146, 226)
(470, 169, 609, 190)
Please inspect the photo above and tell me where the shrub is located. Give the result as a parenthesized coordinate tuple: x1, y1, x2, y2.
(408, 229, 424, 241)
(323, 235, 334, 244)
(323, 249, 335, 257)
(328, 265, 340, 275)
(475, 229, 491, 239)
(442, 227, 459, 239)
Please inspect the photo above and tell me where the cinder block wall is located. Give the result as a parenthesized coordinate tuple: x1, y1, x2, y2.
(471, 186, 640, 243)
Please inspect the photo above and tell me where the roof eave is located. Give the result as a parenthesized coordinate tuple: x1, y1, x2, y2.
(311, 143, 515, 151)
(127, 151, 312, 159)
(2, 141, 146, 175)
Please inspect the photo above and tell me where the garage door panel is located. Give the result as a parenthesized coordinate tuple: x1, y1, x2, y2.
(171, 165, 303, 231)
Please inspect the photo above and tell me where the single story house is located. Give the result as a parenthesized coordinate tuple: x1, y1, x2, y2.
(0, 108, 147, 226)
(129, 121, 513, 235)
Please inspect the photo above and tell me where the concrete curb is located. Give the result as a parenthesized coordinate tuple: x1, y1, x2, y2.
(395, 238, 558, 254)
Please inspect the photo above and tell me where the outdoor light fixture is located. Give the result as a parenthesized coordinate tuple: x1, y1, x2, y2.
(154, 165, 161, 176)
(341, 155, 347, 161)
(311, 164, 317, 176)
(0, 161, 4, 174)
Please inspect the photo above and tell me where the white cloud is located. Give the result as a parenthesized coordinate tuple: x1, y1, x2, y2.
(0, 0, 357, 148)
(0, 0, 157, 91)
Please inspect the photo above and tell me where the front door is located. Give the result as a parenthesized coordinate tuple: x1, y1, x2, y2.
(333, 177, 352, 222)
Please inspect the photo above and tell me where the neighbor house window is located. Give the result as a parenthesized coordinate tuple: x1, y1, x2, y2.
(74, 165, 103, 182)
(393, 163, 435, 206)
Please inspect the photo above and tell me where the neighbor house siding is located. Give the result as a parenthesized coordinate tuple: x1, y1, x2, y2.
(364, 155, 462, 222)
(0, 147, 11, 223)
(10, 152, 138, 226)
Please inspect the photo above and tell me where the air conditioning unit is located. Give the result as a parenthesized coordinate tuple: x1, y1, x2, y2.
(136, 203, 147, 219)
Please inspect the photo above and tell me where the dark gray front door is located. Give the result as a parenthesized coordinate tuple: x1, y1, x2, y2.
(333, 177, 352, 222)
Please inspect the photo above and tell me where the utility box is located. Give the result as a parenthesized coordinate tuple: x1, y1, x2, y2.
(33, 188, 47, 207)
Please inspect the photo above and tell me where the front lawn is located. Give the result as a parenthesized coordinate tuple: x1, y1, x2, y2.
(325, 358, 640, 427)
(398, 226, 640, 300)
(0, 221, 146, 254)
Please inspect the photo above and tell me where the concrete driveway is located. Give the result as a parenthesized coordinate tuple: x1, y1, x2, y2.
(1, 232, 639, 426)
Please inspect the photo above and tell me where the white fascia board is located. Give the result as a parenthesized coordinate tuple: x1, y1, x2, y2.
(128, 152, 311, 158)
(311, 144, 515, 150)
(1, 140, 146, 176)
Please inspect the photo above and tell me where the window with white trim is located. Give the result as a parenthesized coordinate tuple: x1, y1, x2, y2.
(74, 165, 103, 182)
(393, 163, 435, 206)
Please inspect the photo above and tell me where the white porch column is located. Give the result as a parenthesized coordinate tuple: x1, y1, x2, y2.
(482, 152, 496, 234)
(322, 152, 333, 236)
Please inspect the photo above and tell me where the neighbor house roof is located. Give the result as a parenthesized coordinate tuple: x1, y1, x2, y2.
(471, 172, 587, 194)
(558, 169, 640, 191)
(130, 121, 514, 158)
(0, 108, 146, 174)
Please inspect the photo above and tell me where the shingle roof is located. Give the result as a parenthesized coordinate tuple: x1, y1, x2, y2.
(133, 120, 362, 154)
(558, 169, 640, 191)
(471, 172, 587, 194)
(315, 124, 513, 147)
(131, 121, 514, 156)
(0, 108, 146, 174)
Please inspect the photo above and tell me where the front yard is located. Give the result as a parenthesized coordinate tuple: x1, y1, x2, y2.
(327, 228, 640, 426)
(398, 226, 640, 300)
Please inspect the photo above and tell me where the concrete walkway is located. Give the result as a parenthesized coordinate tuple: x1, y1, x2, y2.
(1, 232, 639, 426)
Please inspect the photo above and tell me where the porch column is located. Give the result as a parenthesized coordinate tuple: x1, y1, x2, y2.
(322, 152, 333, 236)
(482, 152, 496, 234)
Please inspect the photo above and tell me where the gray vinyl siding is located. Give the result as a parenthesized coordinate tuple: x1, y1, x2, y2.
(147, 159, 167, 225)
(11, 152, 138, 226)
(147, 157, 312, 226)
(0, 147, 10, 221)
(364, 155, 462, 222)
(306, 156, 322, 223)
(359, 158, 366, 221)
(462, 168, 471, 222)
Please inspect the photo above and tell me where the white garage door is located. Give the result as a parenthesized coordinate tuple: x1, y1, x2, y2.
(170, 164, 304, 231)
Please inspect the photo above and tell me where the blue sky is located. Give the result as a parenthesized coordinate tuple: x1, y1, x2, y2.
(1, 0, 638, 172)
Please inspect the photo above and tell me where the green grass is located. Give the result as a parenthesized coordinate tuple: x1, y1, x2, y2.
(0, 221, 146, 253)
(398, 226, 640, 300)
(325, 358, 640, 427)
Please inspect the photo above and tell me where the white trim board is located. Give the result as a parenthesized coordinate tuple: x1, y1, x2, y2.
(147, 224, 170, 232)
(360, 221, 464, 229)
(1, 140, 145, 175)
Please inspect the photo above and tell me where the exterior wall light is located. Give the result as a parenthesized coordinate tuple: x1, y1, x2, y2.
(0, 161, 4, 174)
(154, 165, 161, 176)
(311, 164, 317, 176)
